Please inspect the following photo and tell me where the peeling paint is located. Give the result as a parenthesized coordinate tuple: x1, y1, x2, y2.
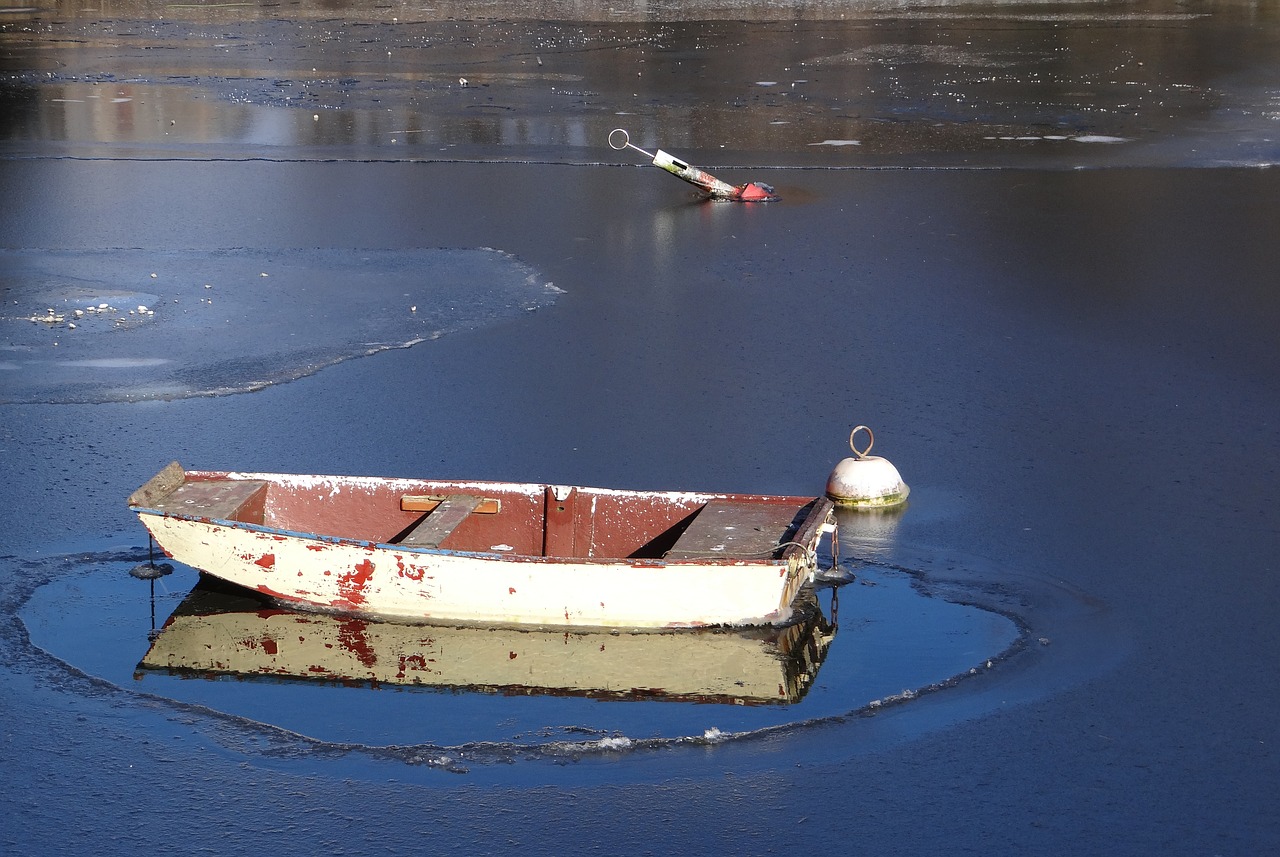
(395, 555, 426, 582)
(337, 618, 376, 668)
(336, 558, 376, 607)
(396, 654, 437, 679)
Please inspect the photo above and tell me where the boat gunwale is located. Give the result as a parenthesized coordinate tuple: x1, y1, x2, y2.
(129, 467, 828, 567)
(188, 468, 817, 508)
(130, 506, 813, 567)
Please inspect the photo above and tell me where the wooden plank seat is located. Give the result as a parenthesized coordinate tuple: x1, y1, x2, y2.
(664, 499, 807, 560)
(397, 494, 494, 549)
(401, 495, 501, 514)
(146, 479, 268, 522)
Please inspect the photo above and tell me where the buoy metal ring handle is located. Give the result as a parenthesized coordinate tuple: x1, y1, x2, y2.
(849, 425, 875, 459)
(609, 128, 656, 160)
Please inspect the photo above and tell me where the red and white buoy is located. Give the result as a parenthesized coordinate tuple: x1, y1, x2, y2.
(609, 129, 777, 202)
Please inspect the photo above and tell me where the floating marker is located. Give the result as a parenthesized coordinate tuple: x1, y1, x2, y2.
(609, 129, 777, 201)
(129, 562, 173, 580)
(826, 425, 909, 509)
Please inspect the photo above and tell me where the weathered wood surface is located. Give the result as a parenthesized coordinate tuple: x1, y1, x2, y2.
(665, 500, 806, 560)
(401, 494, 501, 514)
(147, 479, 268, 522)
(399, 494, 483, 548)
(126, 461, 186, 509)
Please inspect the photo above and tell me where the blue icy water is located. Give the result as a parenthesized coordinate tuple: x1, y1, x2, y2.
(3, 2, 1279, 854)
(19, 552, 1020, 753)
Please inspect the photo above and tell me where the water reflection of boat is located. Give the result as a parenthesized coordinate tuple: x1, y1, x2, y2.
(128, 463, 836, 629)
(136, 577, 836, 705)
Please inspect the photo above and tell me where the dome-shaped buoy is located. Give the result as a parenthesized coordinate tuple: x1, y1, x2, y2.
(826, 425, 909, 509)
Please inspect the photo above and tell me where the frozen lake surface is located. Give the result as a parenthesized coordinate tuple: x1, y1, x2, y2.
(2, 248, 559, 403)
(2, 1, 1279, 854)
(3, 0, 1277, 168)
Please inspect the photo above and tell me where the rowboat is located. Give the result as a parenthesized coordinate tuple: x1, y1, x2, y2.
(128, 462, 836, 629)
(137, 576, 836, 704)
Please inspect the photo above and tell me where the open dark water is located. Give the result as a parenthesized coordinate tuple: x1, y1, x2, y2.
(3, 1, 1279, 854)
(20, 554, 1021, 750)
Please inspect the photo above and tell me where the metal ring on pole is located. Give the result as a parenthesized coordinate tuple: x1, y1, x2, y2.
(608, 128, 630, 150)
(608, 128, 657, 160)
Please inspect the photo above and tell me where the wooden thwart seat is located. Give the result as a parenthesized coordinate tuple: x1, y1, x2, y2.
(401, 495, 501, 514)
(664, 499, 806, 560)
(398, 494, 492, 549)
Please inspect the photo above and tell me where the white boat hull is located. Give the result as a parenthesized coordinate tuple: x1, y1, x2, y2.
(139, 514, 814, 629)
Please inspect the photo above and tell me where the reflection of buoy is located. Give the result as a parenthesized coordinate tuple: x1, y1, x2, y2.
(826, 425, 909, 509)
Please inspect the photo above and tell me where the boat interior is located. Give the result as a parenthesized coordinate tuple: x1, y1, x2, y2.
(129, 463, 823, 563)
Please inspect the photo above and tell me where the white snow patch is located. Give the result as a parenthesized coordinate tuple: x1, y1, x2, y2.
(594, 736, 633, 751)
(870, 688, 919, 709)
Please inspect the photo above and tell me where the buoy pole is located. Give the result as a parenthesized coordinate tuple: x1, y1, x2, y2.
(650, 148, 741, 197)
(609, 129, 777, 201)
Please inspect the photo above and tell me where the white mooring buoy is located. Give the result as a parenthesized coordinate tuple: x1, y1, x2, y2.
(826, 425, 909, 509)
